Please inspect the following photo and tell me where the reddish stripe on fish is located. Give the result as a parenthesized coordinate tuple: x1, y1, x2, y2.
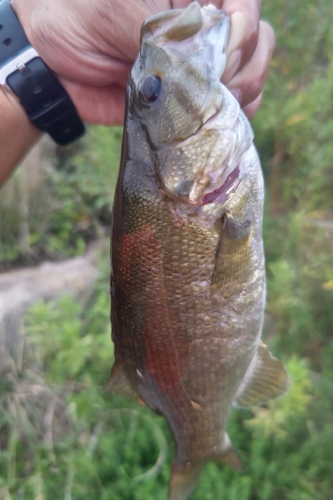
(120, 225, 155, 264)
(143, 303, 189, 395)
(117, 223, 158, 291)
(120, 223, 189, 394)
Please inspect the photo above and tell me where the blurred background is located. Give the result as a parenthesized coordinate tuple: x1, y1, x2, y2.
(0, 0, 332, 498)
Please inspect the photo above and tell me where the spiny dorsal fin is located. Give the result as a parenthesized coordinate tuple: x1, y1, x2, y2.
(235, 342, 289, 408)
(104, 362, 140, 401)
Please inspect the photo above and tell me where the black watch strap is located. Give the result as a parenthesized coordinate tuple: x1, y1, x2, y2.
(0, 0, 85, 145)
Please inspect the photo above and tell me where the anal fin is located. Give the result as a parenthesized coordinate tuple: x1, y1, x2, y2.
(104, 362, 140, 401)
(235, 342, 289, 408)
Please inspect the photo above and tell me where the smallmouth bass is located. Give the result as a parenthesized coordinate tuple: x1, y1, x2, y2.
(108, 3, 289, 499)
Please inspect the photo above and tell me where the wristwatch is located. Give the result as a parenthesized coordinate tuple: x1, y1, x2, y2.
(0, 0, 85, 145)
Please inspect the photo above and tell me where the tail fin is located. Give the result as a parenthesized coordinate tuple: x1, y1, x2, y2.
(168, 462, 204, 500)
(168, 433, 242, 500)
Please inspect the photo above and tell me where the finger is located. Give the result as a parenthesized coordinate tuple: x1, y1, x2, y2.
(61, 80, 126, 126)
(56, 53, 131, 88)
(222, 0, 261, 82)
(169, 0, 191, 7)
(162, 0, 261, 83)
(226, 20, 275, 109)
(140, 0, 170, 13)
(242, 93, 262, 121)
(182, 0, 224, 7)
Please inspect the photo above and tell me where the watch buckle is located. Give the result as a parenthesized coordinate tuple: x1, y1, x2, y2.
(0, 46, 39, 87)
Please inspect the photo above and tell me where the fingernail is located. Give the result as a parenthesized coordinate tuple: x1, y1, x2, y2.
(222, 49, 241, 83)
(229, 88, 242, 103)
(226, 12, 247, 56)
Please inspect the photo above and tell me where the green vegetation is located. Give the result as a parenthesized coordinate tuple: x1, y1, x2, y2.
(1, 0, 333, 498)
(0, 126, 122, 268)
(0, 267, 330, 500)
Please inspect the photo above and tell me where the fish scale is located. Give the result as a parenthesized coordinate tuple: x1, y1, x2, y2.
(108, 3, 289, 499)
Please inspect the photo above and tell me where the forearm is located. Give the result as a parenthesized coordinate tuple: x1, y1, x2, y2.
(0, 89, 41, 187)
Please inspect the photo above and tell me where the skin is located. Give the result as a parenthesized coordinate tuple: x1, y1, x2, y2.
(110, 6, 268, 499)
(0, 90, 40, 186)
(0, 0, 274, 186)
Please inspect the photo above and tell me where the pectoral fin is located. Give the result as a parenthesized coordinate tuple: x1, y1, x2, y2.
(211, 214, 252, 294)
(234, 342, 289, 408)
(104, 362, 140, 401)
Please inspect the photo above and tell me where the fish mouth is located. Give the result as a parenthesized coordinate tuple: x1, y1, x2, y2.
(200, 165, 241, 206)
(186, 107, 242, 207)
(160, 108, 243, 208)
(162, 164, 242, 209)
(141, 4, 229, 80)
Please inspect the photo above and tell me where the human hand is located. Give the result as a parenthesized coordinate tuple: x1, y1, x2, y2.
(165, 1, 275, 120)
(11, 0, 274, 125)
(218, 0, 275, 120)
(11, 0, 149, 125)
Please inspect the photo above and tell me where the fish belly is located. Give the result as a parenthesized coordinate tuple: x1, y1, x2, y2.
(111, 178, 265, 465)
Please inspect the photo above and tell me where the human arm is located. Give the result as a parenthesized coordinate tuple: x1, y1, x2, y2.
(0, 89, 40, 186)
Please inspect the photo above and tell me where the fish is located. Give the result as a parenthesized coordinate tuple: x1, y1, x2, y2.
(108, 3, 289, 499)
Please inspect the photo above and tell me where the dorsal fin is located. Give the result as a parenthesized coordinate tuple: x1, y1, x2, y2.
(235, 342, 289, 408)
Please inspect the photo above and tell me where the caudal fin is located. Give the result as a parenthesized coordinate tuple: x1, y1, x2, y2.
(168, 462, 204, 500)
(168, 433, 242, 500)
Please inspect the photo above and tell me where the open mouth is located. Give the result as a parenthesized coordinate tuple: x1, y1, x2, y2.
(200, 165, 241, 206)
(162, 165, 242, 208)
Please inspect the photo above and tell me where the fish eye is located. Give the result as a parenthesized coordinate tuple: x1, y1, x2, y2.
(138, 75, 162, 103)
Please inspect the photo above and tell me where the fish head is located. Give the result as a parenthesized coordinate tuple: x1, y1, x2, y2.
(129, 2, 229, 149)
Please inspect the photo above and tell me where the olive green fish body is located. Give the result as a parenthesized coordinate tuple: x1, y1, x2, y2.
(110, 4, 288, 499)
